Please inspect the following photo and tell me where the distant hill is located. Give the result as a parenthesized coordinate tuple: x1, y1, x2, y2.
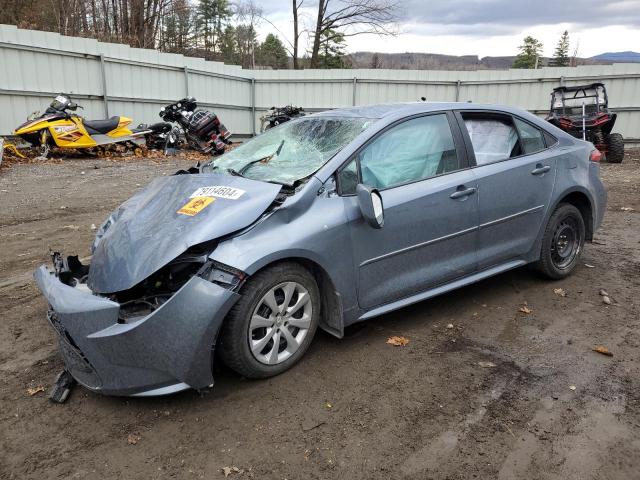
(590, 51, 640, 63)
(347, 51, 610, 70)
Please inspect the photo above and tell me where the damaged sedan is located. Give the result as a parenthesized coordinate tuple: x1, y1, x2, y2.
(35, 103, 606, 398)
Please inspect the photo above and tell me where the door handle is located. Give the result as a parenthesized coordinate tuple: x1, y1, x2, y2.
(450, 186, 477, 199)
(531, 164, 551, 176)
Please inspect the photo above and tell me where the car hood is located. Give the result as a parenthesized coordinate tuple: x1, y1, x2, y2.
(87, 173, 281, 293)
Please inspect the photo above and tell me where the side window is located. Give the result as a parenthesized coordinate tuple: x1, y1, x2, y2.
(356, 114, 460, 191)
(543, 130, 558, 148)
(514, 118, 545, 154)
(337, 158, 359, 195)
(463, 114, 520, 165)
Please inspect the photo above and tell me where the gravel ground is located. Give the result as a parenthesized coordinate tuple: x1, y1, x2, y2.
(1, 150, 639, 479)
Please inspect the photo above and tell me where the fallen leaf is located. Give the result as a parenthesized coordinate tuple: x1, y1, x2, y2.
(569, 385, 577, 391)
(593, 346, 613, 357)
(519, 305, 532, 314)
(554, 288, 567, 297)
(386, 335, 409, 346)
(478, 361, 497, 368)
(222, 466, 242, 477)
(26, 386, 45, 396)
(127, 433, 140, 445)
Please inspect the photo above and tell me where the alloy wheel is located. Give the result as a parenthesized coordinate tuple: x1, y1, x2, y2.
(248, 282, 313, 365)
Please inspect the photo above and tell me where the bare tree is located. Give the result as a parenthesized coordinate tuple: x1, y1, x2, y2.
(292, 0, 303, 69)
(235, 0, 262, 68)
(310, 0, 398, 68)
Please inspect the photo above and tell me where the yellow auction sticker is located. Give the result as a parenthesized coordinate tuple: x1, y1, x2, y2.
(177, 196, 215, 216)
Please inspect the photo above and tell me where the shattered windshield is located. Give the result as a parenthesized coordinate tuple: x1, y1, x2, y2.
(205, 116, 376, 185)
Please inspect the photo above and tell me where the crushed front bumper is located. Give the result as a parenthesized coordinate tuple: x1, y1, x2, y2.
(34, 266, 239, 396)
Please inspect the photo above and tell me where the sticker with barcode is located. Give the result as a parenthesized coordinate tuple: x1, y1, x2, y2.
(189, 186, 245, 200)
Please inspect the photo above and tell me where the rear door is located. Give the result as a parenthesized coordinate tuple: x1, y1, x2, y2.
(456, 111, 558, 269)
(337, 112, 479, 310)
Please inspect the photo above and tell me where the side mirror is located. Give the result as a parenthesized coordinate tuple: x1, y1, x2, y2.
(356, 184, 384, 229)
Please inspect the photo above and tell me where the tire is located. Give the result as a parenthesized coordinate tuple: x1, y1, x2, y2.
(535, 204, 585, 280)
(218, 262, 320, 379)
(606, 133, 624, 163)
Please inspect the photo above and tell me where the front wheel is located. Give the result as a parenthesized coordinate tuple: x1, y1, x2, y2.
(218, 262, 320, 378)
(535, 204, 585, 279)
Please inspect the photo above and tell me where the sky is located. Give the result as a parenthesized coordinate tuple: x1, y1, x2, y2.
(253, 0, 640, 58)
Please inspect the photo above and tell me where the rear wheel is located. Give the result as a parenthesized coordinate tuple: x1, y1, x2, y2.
(218, 262, 320, 378)
(606, 133, 624, 163)
(535, 204, 585, 279)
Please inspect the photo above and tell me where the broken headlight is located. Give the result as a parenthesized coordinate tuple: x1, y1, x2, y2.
(197, 261, 246, 291)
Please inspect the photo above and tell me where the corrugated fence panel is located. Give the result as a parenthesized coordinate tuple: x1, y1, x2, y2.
(1, 25, 639, 142)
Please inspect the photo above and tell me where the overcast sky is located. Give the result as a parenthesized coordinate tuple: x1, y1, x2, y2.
(254, 0, 640, 58)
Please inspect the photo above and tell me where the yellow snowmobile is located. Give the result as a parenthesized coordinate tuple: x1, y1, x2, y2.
(14, 94, 151, 158)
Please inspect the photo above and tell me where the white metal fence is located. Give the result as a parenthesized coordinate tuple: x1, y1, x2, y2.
(1, 24, 639, 142)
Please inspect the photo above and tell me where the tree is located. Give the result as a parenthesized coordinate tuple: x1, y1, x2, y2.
(292, 0, 303, 69)
(316, 28, 348, 68)
(512, 36, 544, 69)
(258, 34, 289, 69)
(235, 24, 258, 68)
(310, 0, 399, 68)
(160, 0, 194, 53)
(235, 0, 263, 68)
(370, 52, 382, 68)
(219, 25, 240, 64)
(550, 30, 570, 67)
(196, 0, 231, 53)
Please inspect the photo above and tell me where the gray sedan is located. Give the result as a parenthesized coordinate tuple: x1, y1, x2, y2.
(35, 102, 606, 397)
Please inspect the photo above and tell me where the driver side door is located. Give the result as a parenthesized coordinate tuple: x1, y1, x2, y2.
(337, 112, 479, 310)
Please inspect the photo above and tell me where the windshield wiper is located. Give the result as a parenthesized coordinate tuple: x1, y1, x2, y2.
(226, 168, 243, 177)
(238, 140, 285, 175)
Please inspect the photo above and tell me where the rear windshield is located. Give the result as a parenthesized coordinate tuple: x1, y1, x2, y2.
(206, 116, 376, 185)
(552, 87, 606, 115)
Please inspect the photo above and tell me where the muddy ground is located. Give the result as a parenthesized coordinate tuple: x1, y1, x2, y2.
(1, 151, 639, 480)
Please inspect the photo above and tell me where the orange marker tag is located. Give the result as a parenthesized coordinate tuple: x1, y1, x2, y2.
(177, 196, 214, 216)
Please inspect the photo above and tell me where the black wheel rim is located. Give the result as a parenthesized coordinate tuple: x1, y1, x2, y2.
(550, 217, 581, 270)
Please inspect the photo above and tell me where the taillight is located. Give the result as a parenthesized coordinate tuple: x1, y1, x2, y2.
(590, 149, 602, 162)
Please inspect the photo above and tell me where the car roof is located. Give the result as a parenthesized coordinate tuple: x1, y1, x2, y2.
(552, 82, 605, 93)
(309, 102, 532, 119)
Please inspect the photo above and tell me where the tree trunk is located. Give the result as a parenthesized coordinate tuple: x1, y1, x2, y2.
(310, 0, 324, 68)
(292, 0, 299, 69)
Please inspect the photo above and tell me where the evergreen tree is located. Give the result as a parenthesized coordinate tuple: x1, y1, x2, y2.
(257, 34, 289, 69)
(160, 0, 193, 53)
(550, 30, 570, 67)
(236, 24, 258, 68)
(219, 25, 239, 64)
(317, 29, 348, 68)
(196, 0, 231, 53)
(512, 36, 544, 69)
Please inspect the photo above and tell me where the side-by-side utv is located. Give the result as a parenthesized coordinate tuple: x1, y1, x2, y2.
(546, 83, 624, 163)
